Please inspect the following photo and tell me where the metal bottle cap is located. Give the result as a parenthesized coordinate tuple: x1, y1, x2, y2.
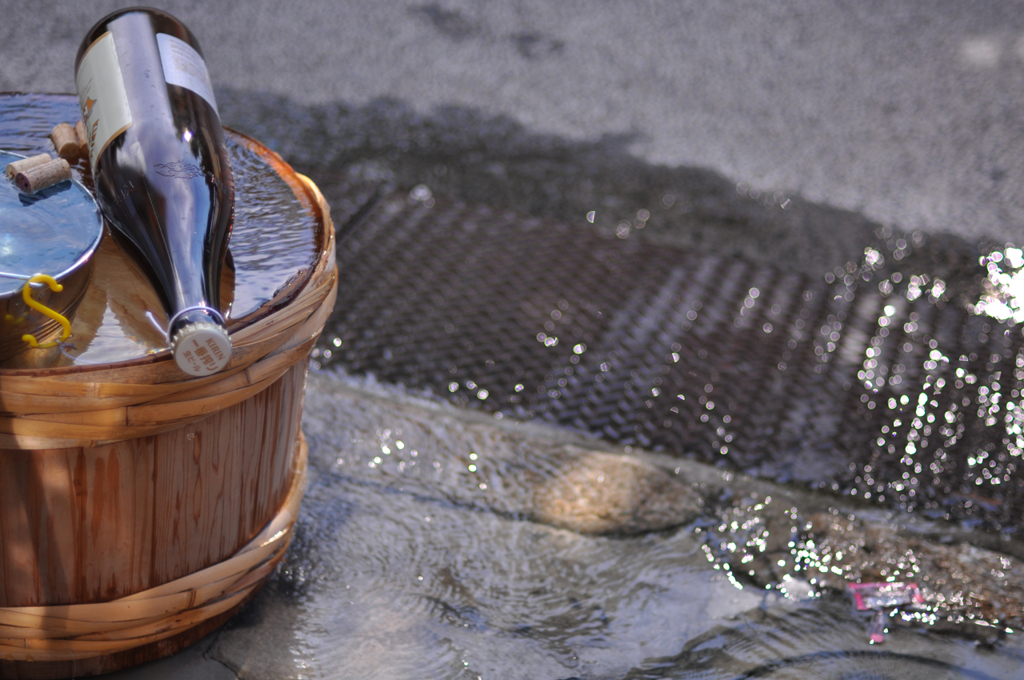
(171, 321, 231, 376)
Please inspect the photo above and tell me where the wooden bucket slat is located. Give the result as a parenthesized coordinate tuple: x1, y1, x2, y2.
(0, 435, 305, 662)
(0, 367, 309, 598)
(0, 159, 333, 677)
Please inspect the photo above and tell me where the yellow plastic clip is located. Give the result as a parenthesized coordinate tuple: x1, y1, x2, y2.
(20, 274, 71, 349)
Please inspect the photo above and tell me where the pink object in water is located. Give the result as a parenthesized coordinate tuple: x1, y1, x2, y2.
(867, 610, 887, 644)
(849, 582, 925, 644)
(849, 581, 924, 611)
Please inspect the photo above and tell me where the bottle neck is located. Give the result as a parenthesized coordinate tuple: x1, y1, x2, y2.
(168, 306, 225, 339)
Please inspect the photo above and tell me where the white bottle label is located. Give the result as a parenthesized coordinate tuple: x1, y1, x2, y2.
(76, 31, 133, 169)
(157, 33, 219, 113)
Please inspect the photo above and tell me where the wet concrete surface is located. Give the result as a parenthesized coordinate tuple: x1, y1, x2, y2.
(104, 374, 1024, 678)
(3, 0, 1024, 678)
(315, 188, 1024, 534)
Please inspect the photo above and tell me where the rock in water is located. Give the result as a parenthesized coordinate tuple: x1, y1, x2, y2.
(528, 447, 704, 535)
(303, 375, 705, 537)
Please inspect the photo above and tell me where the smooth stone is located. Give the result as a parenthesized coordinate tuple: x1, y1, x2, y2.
(527, 446, 704, 535)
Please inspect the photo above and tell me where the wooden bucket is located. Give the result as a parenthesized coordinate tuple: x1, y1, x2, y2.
(0, 100, 337, 678)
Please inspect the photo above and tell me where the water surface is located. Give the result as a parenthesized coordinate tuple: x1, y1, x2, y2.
(211, 89, 1024, 679)
(8, 88, 1010, 678)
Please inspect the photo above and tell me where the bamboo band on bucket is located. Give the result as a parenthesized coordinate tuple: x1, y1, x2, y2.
(0, 174, 337, 449)
(0, 434, 308, 661)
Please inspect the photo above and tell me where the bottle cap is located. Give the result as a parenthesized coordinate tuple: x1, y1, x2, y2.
(171, 321, 231, 376)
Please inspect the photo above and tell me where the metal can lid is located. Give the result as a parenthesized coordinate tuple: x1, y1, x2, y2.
(1, 150, 103, 363)
(0, 151, 101, 296)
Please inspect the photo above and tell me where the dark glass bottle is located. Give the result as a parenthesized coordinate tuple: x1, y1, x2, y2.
(75, 7, 233, 376)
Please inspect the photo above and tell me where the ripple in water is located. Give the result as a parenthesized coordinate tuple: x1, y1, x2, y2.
(626, 601, 1014, 679)
(204, 373, 1024, 680)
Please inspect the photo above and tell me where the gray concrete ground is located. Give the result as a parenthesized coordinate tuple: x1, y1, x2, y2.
(2, 0, 1024, 246)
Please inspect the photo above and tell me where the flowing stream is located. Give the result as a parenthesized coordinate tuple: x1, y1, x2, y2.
(204, 373, 1024, 679)
(89, 88, 1024, 678)
(4, 2, 1024, 673)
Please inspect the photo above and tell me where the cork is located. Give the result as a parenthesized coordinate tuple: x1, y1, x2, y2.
(4, 153, 52, 180)
(74, 119, 89, 157)
(15, 158, 71, 194)
(51, 123, 81, 159)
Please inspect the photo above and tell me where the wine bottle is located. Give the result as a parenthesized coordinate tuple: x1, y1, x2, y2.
(75, 7, 233, 376)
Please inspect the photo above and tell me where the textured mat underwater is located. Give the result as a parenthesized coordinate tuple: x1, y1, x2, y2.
(319, 191, 1024, 534)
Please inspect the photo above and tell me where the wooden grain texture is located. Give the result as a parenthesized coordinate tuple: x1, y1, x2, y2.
(0, 363, 305, 608)
(0, 150, 335, 676)
(0, 434, 306, 677)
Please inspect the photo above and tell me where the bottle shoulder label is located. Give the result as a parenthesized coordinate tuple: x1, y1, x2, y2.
(157, 33, 219, 114)
(76, 31, 133, 169)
